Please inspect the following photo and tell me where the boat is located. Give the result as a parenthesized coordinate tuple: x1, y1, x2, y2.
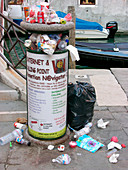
(56, 11, 110, 39)
(75, 41, 128, 68)
(74, 18, 109, 39)
(7, 1, 23, 24)
(75, 29, 109, 40)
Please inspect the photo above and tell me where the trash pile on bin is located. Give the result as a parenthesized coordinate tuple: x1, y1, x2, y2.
(22, 1, 76, 55)
(24, 33, 69, 55)
(22, 1, 72, 24)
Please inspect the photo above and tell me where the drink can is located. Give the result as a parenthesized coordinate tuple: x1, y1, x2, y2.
(37, 11, 44, 23)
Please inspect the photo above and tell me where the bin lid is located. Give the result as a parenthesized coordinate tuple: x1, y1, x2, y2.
(20, 21, 74, 32)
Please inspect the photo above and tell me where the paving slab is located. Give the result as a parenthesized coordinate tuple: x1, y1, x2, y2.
(112, 112, 128, 128)
(92, 119, 123, 132)
(69, 69, 128, 106)
(90, 73, 128, 106)
(123, 127, 128, 136)
(94, 105, 108, 111)
(0, 164, 5, 170)
(93, 110, 114, 120)
(111, 68, 128, 99)
(0, 122, 14, 165)
(108, 106, 127, 113)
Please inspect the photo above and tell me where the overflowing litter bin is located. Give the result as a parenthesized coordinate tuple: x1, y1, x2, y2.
(21, 21, 74, 140)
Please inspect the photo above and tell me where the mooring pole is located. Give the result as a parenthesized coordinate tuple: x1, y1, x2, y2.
(68, 6, 76, 69)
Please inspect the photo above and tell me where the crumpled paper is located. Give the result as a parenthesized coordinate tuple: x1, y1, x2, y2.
(107, 141, 122, 150)
(48, 145, 54, 150)
(109, 153, 120, 163)
(97, 118, 109, 129)
(66, 45, 80, 61)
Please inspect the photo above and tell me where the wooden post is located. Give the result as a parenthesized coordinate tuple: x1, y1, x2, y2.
(5, 0, 8, 11)
(68, 6, 76, 69)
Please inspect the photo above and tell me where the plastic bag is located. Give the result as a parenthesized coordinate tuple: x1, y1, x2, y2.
(67, 81, 96, 130)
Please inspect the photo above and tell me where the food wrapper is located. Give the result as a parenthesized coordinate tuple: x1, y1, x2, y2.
(76, 134, 104, 153)
(24, 40, 31, 48)
(64, 13, 72, 22)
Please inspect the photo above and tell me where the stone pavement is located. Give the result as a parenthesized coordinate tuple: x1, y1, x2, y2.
(69, 68, 128, 106)
(0, 68, 128, 170)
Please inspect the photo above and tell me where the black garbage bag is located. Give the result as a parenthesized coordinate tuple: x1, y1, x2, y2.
(67, 81, 96, 130)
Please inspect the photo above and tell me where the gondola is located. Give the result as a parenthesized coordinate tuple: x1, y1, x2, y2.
(75, 41, 128, 68)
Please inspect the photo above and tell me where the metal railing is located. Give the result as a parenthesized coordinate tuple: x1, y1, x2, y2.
(0, 12, 28, 79)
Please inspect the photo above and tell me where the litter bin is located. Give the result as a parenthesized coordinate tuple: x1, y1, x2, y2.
(20, 21, 74, 140)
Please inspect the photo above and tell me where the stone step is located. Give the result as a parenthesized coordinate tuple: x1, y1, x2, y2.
(0, 101, 27, 121)
(0, 81, 19, 101)
(0, 80, 27, 121)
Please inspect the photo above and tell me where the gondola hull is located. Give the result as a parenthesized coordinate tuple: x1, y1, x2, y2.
(76, 42, 128, 68)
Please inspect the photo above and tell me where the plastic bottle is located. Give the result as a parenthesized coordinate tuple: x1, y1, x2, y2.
(77, 126, 91, 136)
(15, 137, 31, 146)
(14, 122, 27, 130)
(79, 122, 93, 133)
(22, 0, 29, 20)
(52, 154, 71, 165)
(63, 35, 69, 44)
(68, 125, 91, 137)
(107, 148, 118, 158)
(85, 122, 93, 128)
(58, 41, 67, 50)
(0, 129, 23, 145)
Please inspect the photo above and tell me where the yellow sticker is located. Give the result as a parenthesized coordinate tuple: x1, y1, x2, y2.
(57, 60, 63, 68)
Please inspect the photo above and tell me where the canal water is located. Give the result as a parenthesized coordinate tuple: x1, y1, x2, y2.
(4, 34, 128, 69)
(4, 35, 26, 69)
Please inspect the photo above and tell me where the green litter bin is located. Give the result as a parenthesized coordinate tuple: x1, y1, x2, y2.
(20, 21, 74, 140)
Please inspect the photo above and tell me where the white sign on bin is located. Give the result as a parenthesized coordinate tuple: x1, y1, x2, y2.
(27, 51, 68, 139)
